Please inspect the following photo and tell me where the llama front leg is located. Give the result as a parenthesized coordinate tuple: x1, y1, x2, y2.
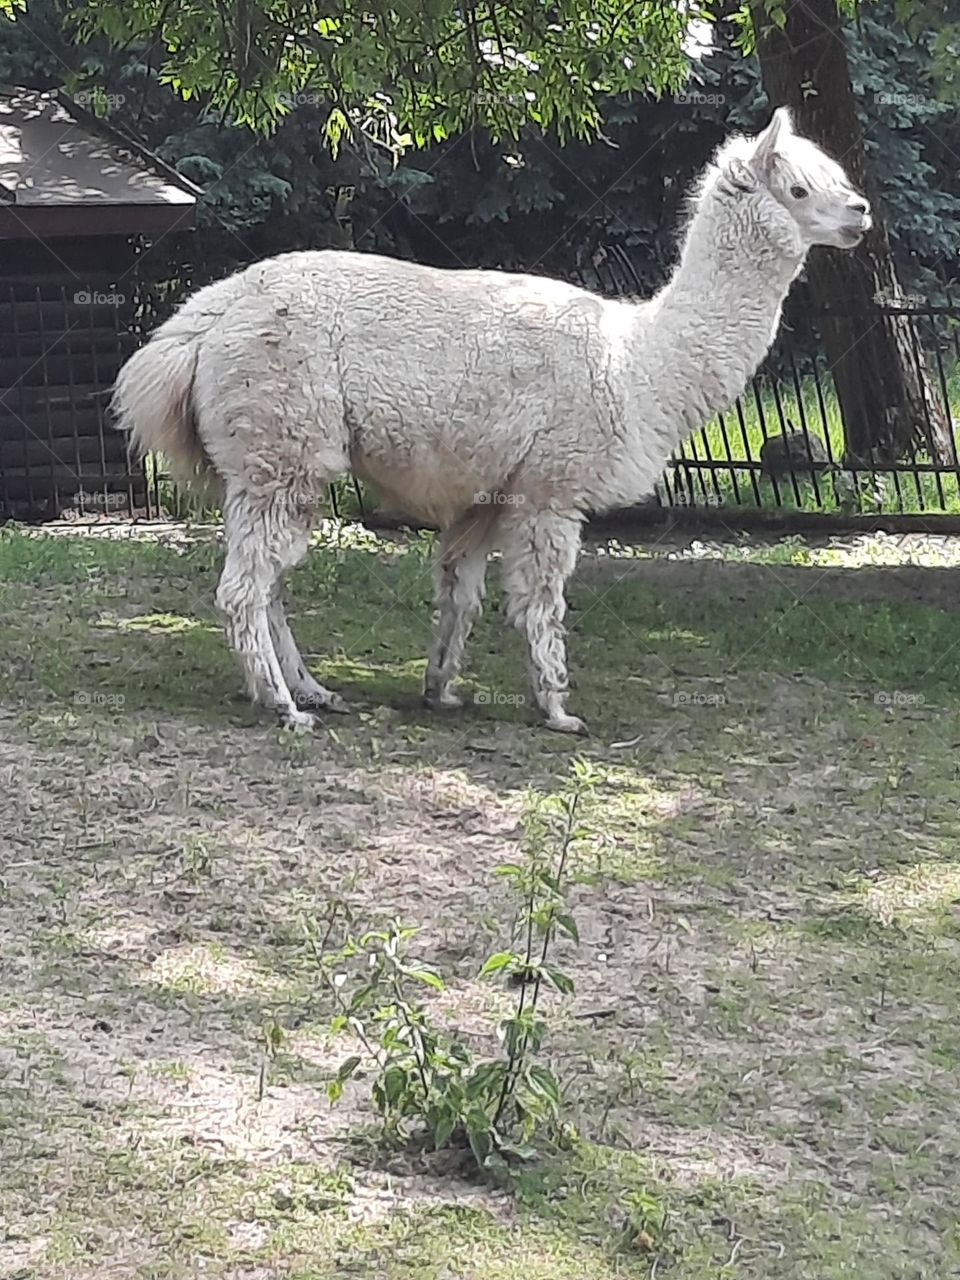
(500, 511, 586, 735)
(424, 516, 491, 709)
(218, 580, 312, 730)
(268, 587, 346, 713)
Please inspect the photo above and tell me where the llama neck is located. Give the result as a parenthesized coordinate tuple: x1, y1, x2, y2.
(634, 194, 806, 450)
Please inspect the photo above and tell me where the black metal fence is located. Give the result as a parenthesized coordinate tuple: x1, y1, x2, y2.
(0, 248, 145, 522)
(575, 246, 960, 523)
(2, 248, 960, 526)
(652, 305, 960, 521)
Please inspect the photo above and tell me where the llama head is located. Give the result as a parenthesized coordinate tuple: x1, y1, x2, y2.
(720, 107, 872, 251)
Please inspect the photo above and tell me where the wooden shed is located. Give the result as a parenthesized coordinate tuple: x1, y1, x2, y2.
(0, 86, 200, 520)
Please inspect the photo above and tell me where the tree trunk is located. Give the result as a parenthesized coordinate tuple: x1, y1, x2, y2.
(753, 0, 952, 464)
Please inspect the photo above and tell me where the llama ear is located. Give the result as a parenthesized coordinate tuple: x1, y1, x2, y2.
(725, 157, 758, 193)
(751, 107, 791, 178)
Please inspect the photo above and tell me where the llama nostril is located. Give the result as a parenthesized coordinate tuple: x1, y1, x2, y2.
(850, 199, 869, 215)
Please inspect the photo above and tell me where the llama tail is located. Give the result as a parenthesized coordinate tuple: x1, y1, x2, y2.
(112, 312, 216, 492)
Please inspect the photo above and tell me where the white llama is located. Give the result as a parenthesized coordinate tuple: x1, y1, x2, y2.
(113, 108, 870, 734)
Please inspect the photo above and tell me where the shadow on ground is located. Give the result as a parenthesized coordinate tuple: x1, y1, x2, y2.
(2, 528, 960, 1277)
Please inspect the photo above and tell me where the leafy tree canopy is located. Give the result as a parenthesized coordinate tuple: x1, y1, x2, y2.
(2, 0, 952, 154)
(2, 0, 710, 146)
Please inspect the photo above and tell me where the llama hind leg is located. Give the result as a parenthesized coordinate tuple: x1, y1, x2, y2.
(424, 512, 493, 710)
(216, 492, 315, 731)
(268, 587, 346, 713)
(500, 510, 586, 735)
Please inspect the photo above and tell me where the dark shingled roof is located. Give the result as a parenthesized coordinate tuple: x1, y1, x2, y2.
(0, 85, 201, 238)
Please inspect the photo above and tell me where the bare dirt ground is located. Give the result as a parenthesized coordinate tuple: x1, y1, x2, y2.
(1, 523, 959, 1279)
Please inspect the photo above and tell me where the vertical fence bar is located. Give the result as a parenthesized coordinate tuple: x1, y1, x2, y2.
(906, 312, 947, 510)
(787, 346, 828, 509)
(714, 409, 742, 505)
(733, 396, 763, 506)
(880, 310, 923, 513)
(693, 420, 725, 506)
(751, 375, 784, 507)
(679, 431, 713, 505)
(62, 284, 85, 518)
(930, 318, 960, 510)
(352, 476, 367, 520)
(10, 285, 37, 517)
(86, 290, 110, 510)
(0, 291, 8, 517)
(811, 347, 862, 511)
(659, 455, 678, 506)
(118, 280, 136, 520)
(34, 286, 61, 516)
(769, 374, 809, 507)
(932, 324, 960, 467)
(0, 290, 10, 517)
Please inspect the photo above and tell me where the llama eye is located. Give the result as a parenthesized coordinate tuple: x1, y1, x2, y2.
(790, 184, 808, 199)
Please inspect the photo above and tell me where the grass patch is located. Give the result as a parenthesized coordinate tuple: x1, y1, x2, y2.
(2, 523, 959, 1277)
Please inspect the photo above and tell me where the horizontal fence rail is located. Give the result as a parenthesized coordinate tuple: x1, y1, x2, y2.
(2, 246, 960, 525)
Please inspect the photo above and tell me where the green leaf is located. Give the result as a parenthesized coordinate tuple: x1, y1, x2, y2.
(383, 1065, 408, 1108)
(479, 951, 516, 977)
(525, 1065, 562, 1108)
(336, 1054, 361, 1083)
(498, 1141, 539, 1161)
(482, 1150, 509, 1173)
(406, 965, 446, 991)
(466, 1061, 507, 1100)
(432, 1108, 457, 1150)
(326, 1078, 344, 1105)
(554, 913, 579, 943)
(544, 966, 576, 995)
(466, 1120, 493, 1167)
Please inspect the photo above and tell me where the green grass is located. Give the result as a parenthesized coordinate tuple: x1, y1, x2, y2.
(1, 522, 960, 1278)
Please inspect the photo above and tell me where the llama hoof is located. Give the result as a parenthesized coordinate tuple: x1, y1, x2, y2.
(295, 688, 349, 714)
(278, 708, 316, 733)
(543, 713, 589, 736)
(423, 689, 463, 711)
